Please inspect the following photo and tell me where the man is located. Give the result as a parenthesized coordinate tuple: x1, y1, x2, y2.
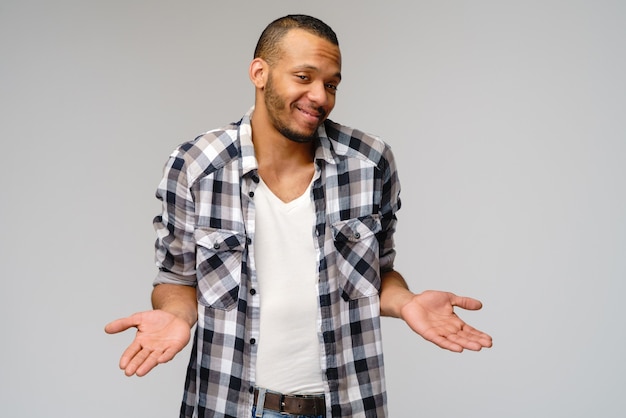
(105, 14, 492, 418)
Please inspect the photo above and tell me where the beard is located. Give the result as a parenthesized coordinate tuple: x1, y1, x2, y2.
(264, 74, 326, 143)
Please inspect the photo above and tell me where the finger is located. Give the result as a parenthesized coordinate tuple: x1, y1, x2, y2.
(104, 315, 140, 334)
(451, 295, 483, 311)
(447, 333, 484, 351)
(421, 327, 465, 352)
(459, 324, 494, 348)
(468, 332, 493, 348)
(441, 332, 481, 351)
(426, 323, 490, 352)
(123, 346, 157, 377)
(449, 326, 493, 350)
(135, 349, 167, 377)
(428, 334, 464, 353)
(119, 340, 142, 370)
(448, 334, 483, 351)
(157, 347, 179, 364)
(134, 345, 180, 376)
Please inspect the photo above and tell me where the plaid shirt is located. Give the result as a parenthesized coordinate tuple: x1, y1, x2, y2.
(153, 108, 401, 417)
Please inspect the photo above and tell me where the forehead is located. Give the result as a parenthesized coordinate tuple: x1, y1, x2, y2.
(276, 29, 342, 71)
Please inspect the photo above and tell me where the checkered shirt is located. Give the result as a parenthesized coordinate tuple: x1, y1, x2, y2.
(153, 108, 401, 417)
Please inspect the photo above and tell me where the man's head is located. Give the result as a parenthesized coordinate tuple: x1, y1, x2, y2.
(250, 15, 342, 143)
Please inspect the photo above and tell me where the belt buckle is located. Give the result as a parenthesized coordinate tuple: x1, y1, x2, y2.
(279, 394, 286, 413)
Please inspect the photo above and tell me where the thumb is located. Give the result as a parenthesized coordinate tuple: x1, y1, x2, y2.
(104, 315, 139, 334)
(451, 295, 484, 311)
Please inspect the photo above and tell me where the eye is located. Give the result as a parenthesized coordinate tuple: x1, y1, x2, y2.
(296, 74, 309, 81)
(325, 83, 338, 91)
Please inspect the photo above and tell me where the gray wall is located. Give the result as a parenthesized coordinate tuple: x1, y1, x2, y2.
(2, 1, 625, 416)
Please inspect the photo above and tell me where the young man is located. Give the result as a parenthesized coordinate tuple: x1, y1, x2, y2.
(105, 15, 492, 418)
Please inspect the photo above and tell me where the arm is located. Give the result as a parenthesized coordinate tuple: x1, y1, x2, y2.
(151, 283, 198, 328)
(375, 144, 491, 351)
(380, 270, 493, 352)
(104, 284, 197, 376)
(105, 148, 202, 376)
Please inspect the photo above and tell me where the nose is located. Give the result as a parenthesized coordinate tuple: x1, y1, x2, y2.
(307, 81, 331, 108)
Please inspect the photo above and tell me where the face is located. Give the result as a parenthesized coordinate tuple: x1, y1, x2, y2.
(261, 29, 342, 143)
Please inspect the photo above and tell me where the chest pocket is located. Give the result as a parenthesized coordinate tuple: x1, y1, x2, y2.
(331, 214, 382, 300)
(194, 228, 246, 310)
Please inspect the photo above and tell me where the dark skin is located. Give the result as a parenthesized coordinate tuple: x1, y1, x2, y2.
(105, 28, 492, 377)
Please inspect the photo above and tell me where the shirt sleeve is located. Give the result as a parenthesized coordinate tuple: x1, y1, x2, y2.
(152, 149, 199, 286)
(378, 143, 402, 274)
(154, 270, 197, 287)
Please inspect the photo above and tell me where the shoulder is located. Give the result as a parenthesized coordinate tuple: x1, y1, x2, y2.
(321, 119, 394, 167)
(167, 120, 243, 182)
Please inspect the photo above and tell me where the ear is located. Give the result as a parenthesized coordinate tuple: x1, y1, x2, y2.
(249, 58, 268, 89)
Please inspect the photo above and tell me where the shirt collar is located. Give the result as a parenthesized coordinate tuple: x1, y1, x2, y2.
(314, 122, 339, 165)
(239, 107, 257, 177)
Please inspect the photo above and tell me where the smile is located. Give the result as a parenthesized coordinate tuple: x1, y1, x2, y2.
(296, 105, 325, 122)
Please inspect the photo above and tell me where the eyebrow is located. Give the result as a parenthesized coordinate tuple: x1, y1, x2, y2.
(294, 64, 342, 81)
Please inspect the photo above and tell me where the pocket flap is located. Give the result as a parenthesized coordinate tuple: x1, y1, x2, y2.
(331, 215, 382, 242)
(195, 228, 246, 252)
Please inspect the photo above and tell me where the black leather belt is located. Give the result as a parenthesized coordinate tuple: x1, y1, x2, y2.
(254, 388, 326, 416)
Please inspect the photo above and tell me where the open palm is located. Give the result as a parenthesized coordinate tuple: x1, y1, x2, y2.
(105, 310, 191, 376)
(400, 290, 493, 352)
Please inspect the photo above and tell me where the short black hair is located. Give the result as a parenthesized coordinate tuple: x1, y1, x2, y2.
(253, 15, 339, 65)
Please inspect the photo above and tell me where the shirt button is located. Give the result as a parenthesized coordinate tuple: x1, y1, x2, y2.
(250, 338, 256, 345)
(250, 288, 256, 295)
(246, 237, 252, 245)
(213, 242, 220, 250)
(249, 191, 255, 198)
(354, 232, 361, 239)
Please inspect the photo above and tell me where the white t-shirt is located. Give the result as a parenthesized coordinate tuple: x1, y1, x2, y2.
(253, 177, 324, 394)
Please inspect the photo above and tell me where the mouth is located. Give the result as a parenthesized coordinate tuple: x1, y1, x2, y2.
(296, 105, 326, 123)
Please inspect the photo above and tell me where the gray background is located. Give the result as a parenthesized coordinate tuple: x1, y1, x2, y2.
(1, 0, 625, 417)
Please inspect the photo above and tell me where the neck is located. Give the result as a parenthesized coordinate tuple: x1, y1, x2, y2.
(250, 110, 317, 202)
(250, 110, 316, 171)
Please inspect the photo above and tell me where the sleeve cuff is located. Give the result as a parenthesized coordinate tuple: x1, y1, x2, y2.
(153, 270, 197, 287)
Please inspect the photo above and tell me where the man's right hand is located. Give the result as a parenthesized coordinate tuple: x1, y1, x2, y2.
(105, 309, 192, 376)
